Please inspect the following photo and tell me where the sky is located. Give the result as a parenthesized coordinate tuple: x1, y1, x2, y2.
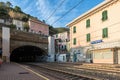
(0, 0, 104, 28)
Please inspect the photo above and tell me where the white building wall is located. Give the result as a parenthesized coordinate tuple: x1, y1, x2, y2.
(13, 19, 24, 31)
(58, 54, 66, 62)
(0, 19, 4, 23)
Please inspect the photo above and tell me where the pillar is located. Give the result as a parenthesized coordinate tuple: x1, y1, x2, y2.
(113, 48, 118, 64)
(2, 27, 10, 62)
(48, 36, 55, 62)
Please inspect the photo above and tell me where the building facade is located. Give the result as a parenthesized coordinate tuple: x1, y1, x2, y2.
(67, 0, 120, 64)
(13, 19, 24, 31)
(53, 31, 70, 62)
(29, 19, 49, 36)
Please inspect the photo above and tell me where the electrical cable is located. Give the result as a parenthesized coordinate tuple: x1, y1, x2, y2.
(51, 0, 84, 25)
(46, 0, 66, 22)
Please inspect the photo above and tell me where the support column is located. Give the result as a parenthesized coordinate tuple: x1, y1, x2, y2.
(2, 27, 10, 62)
(48, 36, 55, 62)
(113, 48, 118, 64)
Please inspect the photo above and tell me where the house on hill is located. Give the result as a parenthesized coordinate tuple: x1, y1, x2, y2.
(29, 18, 49, 36)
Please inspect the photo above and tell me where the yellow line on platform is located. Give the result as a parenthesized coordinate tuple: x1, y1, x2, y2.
(16, 63, 50, 80)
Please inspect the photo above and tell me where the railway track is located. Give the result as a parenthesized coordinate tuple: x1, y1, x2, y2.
(23, 63, 96, 80)
(29, 63, 120, 80)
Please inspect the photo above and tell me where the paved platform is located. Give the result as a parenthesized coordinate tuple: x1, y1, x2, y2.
(0, 63, 47, 80)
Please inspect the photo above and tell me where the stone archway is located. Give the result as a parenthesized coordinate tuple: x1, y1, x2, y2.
(10, 45, 47, 62)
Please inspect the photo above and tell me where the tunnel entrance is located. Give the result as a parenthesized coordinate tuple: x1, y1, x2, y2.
(10, 46, 47, 62)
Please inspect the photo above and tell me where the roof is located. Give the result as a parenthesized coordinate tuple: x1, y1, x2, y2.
(66, 0, 113, 27)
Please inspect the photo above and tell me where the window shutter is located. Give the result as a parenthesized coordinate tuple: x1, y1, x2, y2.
(102, 28, 108, 38)
(105, 28, 108, 37)
(73, 38, 76, 45)
(87, 33, 90, 42)
(86, 19, 90, 28)
(102, 10, 108, 21)
(73, 26, 76, 33)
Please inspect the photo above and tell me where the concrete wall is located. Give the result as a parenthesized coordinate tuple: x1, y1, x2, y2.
(0, 27, 48, 62)
(58, 54, 66, 62)
(93, 49, 113, 64)
(2, 27, 10, 62)
(10, 39, 48, 53)
(48, 36, 55, 62)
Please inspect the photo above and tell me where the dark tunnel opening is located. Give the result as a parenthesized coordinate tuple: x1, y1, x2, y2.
(10, 46, 47, 62)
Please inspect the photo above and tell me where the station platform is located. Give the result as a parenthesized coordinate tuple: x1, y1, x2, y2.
(0, 62, 47, 80)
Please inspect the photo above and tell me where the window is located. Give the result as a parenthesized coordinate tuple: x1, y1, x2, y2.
(86, 33, 90, 42)
(102, 28, 108, 38)
(18, 27, 21, 30)
(86, 19, 90, 28)
(64, 45, 66, 50)
(73, 38, 76, 45)
(56, 34, 58, 38)
(61, 45, 63, 49)
(73, 26, 76, 33)
(102, 10, 108, 21)
(39, 31, 41, 34)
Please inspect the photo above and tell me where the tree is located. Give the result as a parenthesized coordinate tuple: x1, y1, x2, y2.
(14, 6, 22, 12)
(23, 23, 29, 32)
(0, 2, 5, 7)
(9, 24, 16, 29)
(27, 14, 30, 18)
(49, 25, 53, 29)
(0, 7, 9, 19)
(6, 1, 12, 7)
(22, 16, 29, 22)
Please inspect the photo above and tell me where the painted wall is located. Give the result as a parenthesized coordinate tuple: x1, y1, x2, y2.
(58, 54, 66, 62)
(93, 49, 113, 64)
(29, 19, 49, 36)
(69, 0, 120, 48)
(13, 19, 24, 31)
(54, 31, 69, 54)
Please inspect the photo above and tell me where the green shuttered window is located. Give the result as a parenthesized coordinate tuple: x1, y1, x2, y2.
(86, 19, 90, 28)
(73, 38, 76, 45)
(86, 33, 90, 42)
(73, 26, 76, 33)
(102, 10, 108, 21)
(102, 28, 108, 38)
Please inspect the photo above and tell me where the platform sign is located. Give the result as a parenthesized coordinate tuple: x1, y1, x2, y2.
(91, 40, 103, 44)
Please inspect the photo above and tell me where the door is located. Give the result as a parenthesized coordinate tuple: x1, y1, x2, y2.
(118, 50, 120, 64)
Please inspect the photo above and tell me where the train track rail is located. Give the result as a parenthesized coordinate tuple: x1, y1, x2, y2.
(29, 63, 120, 80)
(23, 63, 96, 80)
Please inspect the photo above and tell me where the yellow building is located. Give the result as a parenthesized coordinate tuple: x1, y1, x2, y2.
(66, 0, 120, 64)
